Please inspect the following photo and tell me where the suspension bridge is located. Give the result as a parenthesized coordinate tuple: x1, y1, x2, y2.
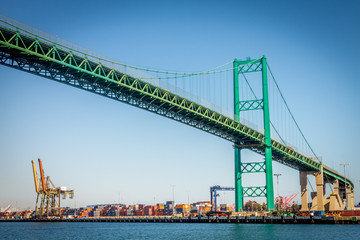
(0, 15, 354, 211)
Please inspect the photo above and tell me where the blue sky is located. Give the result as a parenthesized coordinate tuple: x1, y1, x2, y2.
(0, 0, 359, 209)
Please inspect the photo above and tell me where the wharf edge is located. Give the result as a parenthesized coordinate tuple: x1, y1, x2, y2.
(1, 216, 359, 224)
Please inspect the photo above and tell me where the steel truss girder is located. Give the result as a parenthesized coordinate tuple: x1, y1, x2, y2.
(0, 25, 353, 189)
(0, 28, 320, 172)
(0, 54, 235, 141)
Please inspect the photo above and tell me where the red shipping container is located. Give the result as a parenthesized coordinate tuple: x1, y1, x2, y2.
(341, 210, 360, 216)
(144, 209, 153, 216)
(134, 210, 144, 216)
(156, 211, 164, 216)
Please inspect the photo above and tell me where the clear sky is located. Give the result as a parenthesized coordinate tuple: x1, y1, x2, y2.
(0, 0, 359, 210)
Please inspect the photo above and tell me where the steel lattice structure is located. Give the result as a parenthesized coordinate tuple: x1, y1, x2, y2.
(0, 19, 354, 211)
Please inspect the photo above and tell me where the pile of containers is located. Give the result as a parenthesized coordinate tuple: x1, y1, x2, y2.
(190, 201, 212, 214)
(175, 204, 190, 214)
(1, 200, 225, 219)
(220, 204, 232, 212)
(164, 201, 175, 216)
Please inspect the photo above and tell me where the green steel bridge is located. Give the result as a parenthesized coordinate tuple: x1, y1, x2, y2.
(0, 16, 353, 211)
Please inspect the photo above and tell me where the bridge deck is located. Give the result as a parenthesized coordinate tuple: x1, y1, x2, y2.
(0, 22, 353, 189)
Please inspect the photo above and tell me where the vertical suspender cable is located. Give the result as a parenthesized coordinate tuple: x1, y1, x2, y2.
(268, 64, 320, 162)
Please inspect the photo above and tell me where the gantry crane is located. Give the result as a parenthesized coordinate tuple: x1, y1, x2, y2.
(31, 159, 74, 218)
(210, 185, 234, 211)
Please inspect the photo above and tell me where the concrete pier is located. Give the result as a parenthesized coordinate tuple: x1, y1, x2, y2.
(299, 168, 355, 212)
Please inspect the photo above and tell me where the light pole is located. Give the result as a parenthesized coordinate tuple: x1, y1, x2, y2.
(170, 185, 175, 203)
(339, 163, 350, 209)
(186, 190, 190, 205)
(274, 174, 282, 197)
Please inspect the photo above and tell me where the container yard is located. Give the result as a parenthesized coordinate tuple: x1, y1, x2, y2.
(1, 159, 360, 224)
(2, 202, 360, 225)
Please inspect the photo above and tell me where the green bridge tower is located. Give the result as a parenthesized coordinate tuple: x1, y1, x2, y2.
(233, 56, 275, 211)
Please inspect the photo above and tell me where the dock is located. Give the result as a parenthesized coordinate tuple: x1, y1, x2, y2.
(1, 216, 359, 224)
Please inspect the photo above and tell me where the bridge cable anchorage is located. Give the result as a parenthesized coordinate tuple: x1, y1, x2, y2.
(267, 64, 320, 163)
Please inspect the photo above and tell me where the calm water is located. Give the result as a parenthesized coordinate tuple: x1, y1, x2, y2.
(0, 222, 359, 239)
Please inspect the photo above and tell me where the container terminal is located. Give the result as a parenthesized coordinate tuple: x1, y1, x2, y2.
(0, 15, 359, 227)
(1, 159, 360, 224)
(1, 203, 360, 224)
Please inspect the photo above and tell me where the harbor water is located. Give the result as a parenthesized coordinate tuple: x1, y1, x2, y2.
(0, 222, 359, 239)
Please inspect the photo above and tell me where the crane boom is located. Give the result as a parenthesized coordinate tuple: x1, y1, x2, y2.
(31, 160, 39, 193)
(31, 158, 75, 218)
(38, 158, 46, 191)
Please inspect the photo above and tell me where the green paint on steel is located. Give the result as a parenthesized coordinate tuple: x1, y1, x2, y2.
(234, 56, 274, 210)
(241, 162, 266, 173)
(233, 59, 243, 212)
(0, 23, 354, 190)
(243, 187, 266, 197)
(236, 58, 262, 73)
(262, 56, 274, 210)
(234, 148, 243, 211)
(239, 99, 264, 111)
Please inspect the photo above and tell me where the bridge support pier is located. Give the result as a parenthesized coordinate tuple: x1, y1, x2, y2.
(310, 169, 325, 211)
(315, 169, 325, 211)
(300, 171, 309, 211)
(329, 180, 345, 211)
(346, 186, 355, 210)
(303, 168, 352, 211)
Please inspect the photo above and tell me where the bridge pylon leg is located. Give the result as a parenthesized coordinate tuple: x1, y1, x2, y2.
(234, 147, 243, 211)
(233, 56, 274, 211)
(262, 57, 274, 210)
(233, 59, 243, 212)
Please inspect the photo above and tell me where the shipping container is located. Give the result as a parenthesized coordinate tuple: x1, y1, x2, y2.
(341, 210, 360, 216)
(156, 211, 164, 216)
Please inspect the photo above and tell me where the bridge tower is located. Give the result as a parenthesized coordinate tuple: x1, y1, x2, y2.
(233, 56, 274, 211)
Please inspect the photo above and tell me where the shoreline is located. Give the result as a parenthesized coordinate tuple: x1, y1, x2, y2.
(1, 216, 359, 224)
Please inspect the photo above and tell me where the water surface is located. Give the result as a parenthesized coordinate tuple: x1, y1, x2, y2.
(0, 222, 358, 239)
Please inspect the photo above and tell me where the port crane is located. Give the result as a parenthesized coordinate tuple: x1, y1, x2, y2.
(1, 205, 11, 213)
(31, 159, 74, 218)
(274, 193, 299, 209)
(210, 185, 234, 211)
